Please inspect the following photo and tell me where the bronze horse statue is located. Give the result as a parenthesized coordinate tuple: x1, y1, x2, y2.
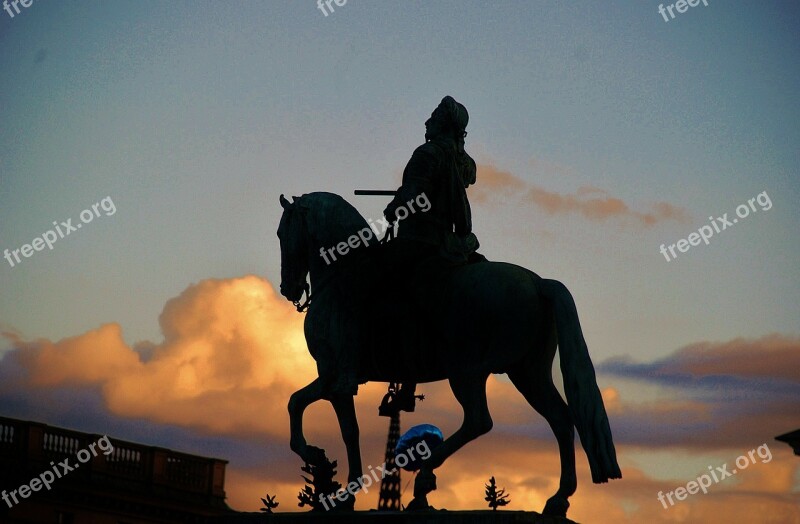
(277, 192, 621, 516)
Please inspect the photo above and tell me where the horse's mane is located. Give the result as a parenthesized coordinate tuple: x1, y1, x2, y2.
(297, 192, 370, 248)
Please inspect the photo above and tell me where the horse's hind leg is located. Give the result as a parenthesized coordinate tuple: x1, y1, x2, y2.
(508, 367, 577, 517)
(409, 372, 493, 510)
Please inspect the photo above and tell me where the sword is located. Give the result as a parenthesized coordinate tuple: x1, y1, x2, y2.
(354, 190, 396, 196)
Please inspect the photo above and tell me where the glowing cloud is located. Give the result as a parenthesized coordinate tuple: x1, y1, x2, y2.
(470, 163, 690, 226)
(2, 276, 316, 436)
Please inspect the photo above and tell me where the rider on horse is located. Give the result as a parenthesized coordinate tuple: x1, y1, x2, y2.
(382, 96, 485, 412)
(281, 98, 621, 516)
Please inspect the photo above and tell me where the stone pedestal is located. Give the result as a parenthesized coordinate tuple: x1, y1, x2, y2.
(216, 510, 578, 524)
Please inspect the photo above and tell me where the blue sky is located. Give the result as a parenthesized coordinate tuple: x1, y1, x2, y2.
(1, 2, 798, 521)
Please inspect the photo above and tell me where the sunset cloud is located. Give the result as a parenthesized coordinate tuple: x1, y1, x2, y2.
(1, 282, 797, 522)
(1, 276, 316, 437)
(599, 334, 800, 450)
(470, 164, 690, 226)
(8, 324, 141, 387)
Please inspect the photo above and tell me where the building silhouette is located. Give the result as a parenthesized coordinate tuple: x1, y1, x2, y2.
(0, 415, 230, 523)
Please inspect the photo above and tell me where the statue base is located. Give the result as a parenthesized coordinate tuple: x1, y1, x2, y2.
(216, 510, 578, 524)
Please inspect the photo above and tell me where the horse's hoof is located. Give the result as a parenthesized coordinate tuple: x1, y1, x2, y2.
(405, 496, 432, 511)
(305, 445, 327, 466)
(317, 491, 355, 512)
(414, 469, 437, 495)
(542, 495, 569, 517)
(331, 493, 355, 511)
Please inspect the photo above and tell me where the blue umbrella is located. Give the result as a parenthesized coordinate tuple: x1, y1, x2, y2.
(394, 424, 444, 471)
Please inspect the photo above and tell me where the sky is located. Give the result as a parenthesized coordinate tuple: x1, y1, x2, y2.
(1, 1, 799, 522)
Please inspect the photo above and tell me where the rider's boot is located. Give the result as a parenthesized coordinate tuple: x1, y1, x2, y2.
(396, 383, 417, 412)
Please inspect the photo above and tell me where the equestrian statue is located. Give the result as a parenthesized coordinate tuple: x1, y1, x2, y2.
(276, 96, 621, 517)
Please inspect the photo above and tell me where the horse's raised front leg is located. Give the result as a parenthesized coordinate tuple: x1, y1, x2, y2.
(408, 373, 493, 511)
(288, 378, 326, 465)
(329, 392, 363, 509)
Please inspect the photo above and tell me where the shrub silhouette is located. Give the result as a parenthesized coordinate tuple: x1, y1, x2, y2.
(484, 476, 510, 511)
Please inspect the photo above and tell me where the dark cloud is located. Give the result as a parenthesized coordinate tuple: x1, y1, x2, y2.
(598, 335, 800, 450)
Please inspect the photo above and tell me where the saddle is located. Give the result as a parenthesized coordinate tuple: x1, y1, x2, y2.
(345, 241, 487, 384)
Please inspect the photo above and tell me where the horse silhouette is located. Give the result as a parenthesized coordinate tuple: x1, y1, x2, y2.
(277, 192, 621, 516)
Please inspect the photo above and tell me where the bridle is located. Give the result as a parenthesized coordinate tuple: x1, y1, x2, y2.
(279, 198, 312, 313)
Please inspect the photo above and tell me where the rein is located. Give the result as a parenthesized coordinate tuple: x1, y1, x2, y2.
(292, 282, 311, 313)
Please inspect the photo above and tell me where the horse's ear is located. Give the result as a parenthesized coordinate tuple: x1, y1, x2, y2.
(280, 194, 291, 209)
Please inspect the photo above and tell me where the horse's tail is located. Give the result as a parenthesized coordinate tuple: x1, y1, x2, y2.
(539, 278, 622, 483)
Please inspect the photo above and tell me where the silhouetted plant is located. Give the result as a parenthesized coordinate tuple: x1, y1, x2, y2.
(484, 476, 510, 511)
(297, 455, 342, 511)
(260, 493, 279, 513)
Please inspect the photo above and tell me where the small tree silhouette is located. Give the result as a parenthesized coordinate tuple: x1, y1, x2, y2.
(260, 493, 279, 513)
(484, 476, 510, 511)
(297, 455, 342, 511)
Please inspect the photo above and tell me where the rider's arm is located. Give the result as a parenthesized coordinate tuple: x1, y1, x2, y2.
(384, 144, 440, 222)
(459, 152, 477, 187)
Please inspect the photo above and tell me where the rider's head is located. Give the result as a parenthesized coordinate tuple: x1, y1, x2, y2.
(425, 96, 469, 142)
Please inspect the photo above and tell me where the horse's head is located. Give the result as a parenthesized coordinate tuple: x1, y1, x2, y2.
(277, 191, 371, 310)
(277, 194, 310, 307)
